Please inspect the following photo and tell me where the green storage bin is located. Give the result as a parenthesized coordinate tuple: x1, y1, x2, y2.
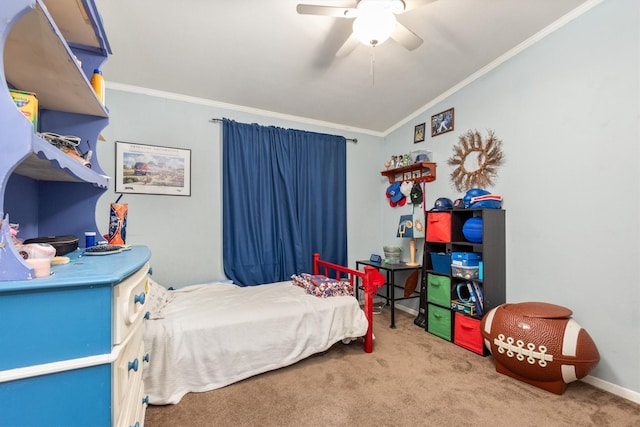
(427, 304, 452, 341)
(426, 273, 451, 307)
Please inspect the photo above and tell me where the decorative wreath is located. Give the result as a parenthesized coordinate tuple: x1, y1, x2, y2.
(447, 129, 504, 192)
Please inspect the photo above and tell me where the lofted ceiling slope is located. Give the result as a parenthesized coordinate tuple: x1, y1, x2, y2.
(94, 0, 591, 135)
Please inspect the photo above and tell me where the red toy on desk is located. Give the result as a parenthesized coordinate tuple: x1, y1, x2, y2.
(480, 302, 600, 395)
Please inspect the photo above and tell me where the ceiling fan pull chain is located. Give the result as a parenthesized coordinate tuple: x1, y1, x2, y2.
(370, 46, 376, 87)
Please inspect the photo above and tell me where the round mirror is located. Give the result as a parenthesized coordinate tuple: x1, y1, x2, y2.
(447, 129, 504, 192)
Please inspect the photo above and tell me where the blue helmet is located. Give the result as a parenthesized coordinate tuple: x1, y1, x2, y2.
(463, 188, 503, 209)
(431, 197, 453, 211)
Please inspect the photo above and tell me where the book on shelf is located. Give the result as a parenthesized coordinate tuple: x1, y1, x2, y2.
(467, 281, 484, 316)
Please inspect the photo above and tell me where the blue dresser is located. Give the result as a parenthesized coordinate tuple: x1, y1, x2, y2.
(0, 246, 151, 426)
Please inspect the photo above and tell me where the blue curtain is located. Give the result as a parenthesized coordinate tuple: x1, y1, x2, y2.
(222, 119, 347, 286)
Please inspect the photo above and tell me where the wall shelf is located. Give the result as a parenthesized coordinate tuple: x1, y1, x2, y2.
(4, 1, 107, 117)
(14, 133, 109, 187)
(381, 162, 437, 184)
(1, 0, 111, 279)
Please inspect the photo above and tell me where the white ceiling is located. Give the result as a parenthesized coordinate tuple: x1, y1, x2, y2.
(94, 0, 590, 134)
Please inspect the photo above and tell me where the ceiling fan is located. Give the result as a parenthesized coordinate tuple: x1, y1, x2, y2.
(296, 0, 437, 57)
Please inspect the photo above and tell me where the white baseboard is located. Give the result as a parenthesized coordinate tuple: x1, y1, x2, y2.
(396, 304, 418, 317)
(581, 375, 640, 404)
(394, 305, 639, 404)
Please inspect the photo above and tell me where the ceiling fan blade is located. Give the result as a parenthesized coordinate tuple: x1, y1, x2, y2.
(312, 19, 355, 67)
(296, 4, 357, 18)
(390, 22, 423, 50)
(335, 33, 360, 57)
(400, 0, 438, 13)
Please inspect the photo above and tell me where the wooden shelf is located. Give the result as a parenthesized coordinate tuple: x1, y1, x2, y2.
(11, 132, 109, 188)
(4, 2, 107, 117)
(42, 0, 110, 54)
(381, 162, 437, 184)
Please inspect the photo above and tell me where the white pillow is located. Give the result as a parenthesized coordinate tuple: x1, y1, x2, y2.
(145, 277, 174, 319)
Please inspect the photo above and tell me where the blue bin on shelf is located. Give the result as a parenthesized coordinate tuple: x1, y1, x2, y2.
(430, 252, 451, 274)
(451, 252, 482, 267)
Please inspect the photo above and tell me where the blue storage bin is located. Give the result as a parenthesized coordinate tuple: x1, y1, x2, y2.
(451, 252, 482, 267)
(429, 252, 451, 274)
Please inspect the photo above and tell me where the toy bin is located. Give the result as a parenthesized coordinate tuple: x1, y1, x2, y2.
(429, 252, 451, 274)
(454, 312, 484, 354)
(451, 252, 481, 267)
(428, 304, 452, 341)
(451, 265, 479, 280)
(426, 273, 451, 307)
(426, 212, 451, 242)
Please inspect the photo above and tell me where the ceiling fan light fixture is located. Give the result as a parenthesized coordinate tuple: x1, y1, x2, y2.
(352, 3, 398, 47)
(389, 0, 406, 14)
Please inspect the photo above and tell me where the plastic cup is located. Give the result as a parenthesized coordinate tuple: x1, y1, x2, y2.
(85, 231, 96, 248)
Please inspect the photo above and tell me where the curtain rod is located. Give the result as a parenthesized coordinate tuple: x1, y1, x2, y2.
(209, 118, 358, 143)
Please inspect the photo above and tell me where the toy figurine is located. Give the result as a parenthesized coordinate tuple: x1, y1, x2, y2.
(396, 155, 404, 168)
(389, 156, 397, 169)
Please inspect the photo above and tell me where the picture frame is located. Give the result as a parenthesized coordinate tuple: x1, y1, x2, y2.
(115, 141, 191, 196)
(431, 107, 455, 137)
(414, 123, 426, 143)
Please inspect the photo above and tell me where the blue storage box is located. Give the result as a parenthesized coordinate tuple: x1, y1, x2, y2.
(451, 252, 482, 266)
(430, 252, 451, 274)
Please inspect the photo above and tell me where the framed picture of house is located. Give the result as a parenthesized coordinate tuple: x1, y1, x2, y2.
(414, 123, 426, 143)
(431, 108, 455, 137)
(115, 141, 191, 196)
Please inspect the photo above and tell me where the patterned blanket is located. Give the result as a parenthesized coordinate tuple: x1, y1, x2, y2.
(291, 273, 354, 297)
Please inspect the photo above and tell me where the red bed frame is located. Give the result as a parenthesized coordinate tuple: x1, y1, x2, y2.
(312, 253, 385, 353)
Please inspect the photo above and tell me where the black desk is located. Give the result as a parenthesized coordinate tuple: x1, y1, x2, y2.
(356, 260, 421, 328)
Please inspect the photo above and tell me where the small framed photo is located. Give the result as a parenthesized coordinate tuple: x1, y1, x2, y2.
(115, 141, 191, 196)
(431, 108, 455, 137)
(414, 123, 426, 143)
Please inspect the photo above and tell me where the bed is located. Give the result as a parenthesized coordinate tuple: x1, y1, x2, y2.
(142, 253, 385, 405)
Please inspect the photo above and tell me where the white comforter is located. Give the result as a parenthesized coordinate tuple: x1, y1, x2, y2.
(143, 281, 368, 404)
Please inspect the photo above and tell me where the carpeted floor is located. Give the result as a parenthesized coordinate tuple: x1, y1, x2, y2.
(145, 308, 640, 427)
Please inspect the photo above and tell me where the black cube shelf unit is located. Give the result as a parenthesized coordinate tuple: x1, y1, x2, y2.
(421, 208, 505, 355)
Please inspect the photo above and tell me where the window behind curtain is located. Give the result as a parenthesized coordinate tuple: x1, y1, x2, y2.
(222, 119, 347, 286)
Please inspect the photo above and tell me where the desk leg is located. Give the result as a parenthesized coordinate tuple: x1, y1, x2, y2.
(389, 270, 396, 329)
(385, 271, 390, 306)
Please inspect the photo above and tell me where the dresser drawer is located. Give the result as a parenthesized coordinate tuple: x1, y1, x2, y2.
(113, 262, 150, 345)
(113, 327, 146, 423)
(133, 378, 148, 427)
(117, 369, 147, 427)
